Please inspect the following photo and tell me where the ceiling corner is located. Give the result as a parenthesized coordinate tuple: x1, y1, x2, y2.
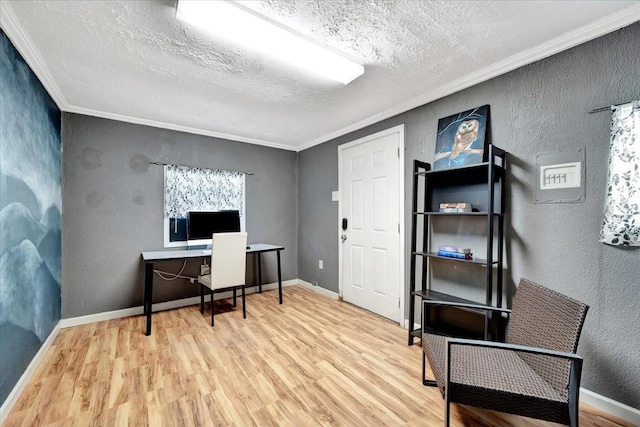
(1, 1, 68, 110)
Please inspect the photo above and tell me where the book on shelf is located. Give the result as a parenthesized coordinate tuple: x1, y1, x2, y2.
(438, 246, 471, 254)
(437, 250, 473, 260)
(439, 202, 472, 213)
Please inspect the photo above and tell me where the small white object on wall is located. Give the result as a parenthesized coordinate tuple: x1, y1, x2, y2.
(535, 149, 585, 203)
(332, 191, 339, 202)
(539, 162, 581, 190)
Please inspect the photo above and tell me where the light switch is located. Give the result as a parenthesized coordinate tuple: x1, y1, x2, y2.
(535, 149, 585, 204)
(540, 162, 581, 190)
(332, 191, 339, 202)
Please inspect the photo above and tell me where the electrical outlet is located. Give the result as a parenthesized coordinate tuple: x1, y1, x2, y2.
(319, 260, 323, 269)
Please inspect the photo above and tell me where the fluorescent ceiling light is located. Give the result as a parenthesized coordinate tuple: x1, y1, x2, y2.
(176, 0, 364, 85)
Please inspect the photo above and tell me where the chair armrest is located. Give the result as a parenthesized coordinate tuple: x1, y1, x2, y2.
(446, 337, 583, 361)
(422, 300, 511, 314)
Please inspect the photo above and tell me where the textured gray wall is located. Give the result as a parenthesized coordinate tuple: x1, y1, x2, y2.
(62, 114, 297, 318)
(298, 23, 640, 407)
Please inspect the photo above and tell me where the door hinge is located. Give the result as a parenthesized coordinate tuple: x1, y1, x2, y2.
(398, 223, 400, 233)
(397, 147, 400, 158)
(398, 298, 400, 308)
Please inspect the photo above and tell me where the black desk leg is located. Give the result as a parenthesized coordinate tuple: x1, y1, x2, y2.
(200, 285, 204, 314)
(277, 250, 282, 304)
(144, 262, 154, 336)
(258, 253, 263, 293)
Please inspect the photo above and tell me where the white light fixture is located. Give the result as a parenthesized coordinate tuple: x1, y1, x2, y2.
(176, 0, 364, 85)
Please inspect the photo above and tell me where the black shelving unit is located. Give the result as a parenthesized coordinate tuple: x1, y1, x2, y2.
(408, 144, 507, 345)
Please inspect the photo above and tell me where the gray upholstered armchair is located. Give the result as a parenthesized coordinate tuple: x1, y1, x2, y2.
(422, 278, 589, 426)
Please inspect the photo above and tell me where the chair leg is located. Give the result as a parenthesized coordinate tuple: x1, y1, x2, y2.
(241, 286, 246, 319)
(568, 360, 582, 427)
(200, 285, 205, 314)
(568, 387, 580, 427)
(233, 288, 237, 307)
(445, 344, 451, 427)
(569, 412, 579, 427)
(211, 289, 219, 326)
(422, 352, 437, 387)
(444, 399, 450, 427)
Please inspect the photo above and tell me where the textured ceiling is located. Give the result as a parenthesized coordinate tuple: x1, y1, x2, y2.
(2, 1, 639, 150)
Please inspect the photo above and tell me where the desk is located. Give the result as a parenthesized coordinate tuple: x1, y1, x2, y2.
(141, 243, 284, 335)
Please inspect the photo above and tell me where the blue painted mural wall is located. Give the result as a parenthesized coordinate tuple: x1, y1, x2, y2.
(0, 29, 61, 406)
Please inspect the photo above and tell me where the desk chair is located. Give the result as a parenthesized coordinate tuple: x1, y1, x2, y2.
(198, 232, 248, 326)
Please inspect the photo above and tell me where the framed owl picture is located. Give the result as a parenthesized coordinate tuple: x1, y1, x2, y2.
(433, 105, 490, 170)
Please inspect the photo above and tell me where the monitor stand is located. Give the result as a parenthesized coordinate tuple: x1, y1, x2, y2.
(186, 243, 209, 251)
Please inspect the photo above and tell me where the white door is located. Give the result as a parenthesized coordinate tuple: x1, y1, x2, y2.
(339, 125, 403, 322)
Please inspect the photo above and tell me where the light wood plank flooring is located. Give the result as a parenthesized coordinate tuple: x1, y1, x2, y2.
(3, 286, 633, 426)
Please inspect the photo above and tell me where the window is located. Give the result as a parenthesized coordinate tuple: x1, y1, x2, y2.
(163, 164, 245, 247)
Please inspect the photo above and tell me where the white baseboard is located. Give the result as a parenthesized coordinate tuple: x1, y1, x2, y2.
(403, 319, 421, 331)
(60, 279, 298, 328)
(0, 322, 62, 425)
(59, 306, 144, 328)
(297, 279, 339, 299)
(580, 388, 640, 425)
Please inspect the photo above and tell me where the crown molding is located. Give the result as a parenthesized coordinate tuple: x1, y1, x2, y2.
(2, 0, 638, 153)
(297, 5, 640, 152)
(65, 104, 297, 151)
(0, 0, 68, 109)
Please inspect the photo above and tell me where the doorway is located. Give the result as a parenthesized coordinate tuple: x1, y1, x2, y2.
(338, 125, 404, 324)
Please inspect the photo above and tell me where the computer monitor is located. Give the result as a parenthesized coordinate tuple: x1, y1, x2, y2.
(187, 210, 241, 246)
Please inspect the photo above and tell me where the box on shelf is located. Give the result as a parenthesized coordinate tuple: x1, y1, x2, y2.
(439, 202, 472, 213)
(438, 246, 471, 254)
(437, 250, 473, 260)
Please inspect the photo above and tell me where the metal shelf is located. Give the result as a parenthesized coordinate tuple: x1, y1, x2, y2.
(407, 145, 506, 346)
(413, 211, 502, 217)
(412, 252, 498, 265)
(414, 160, 505, 177)
(412, 289, 482, 305)
(410, 323, 485, 341)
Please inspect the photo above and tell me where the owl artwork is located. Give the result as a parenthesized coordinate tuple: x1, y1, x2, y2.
(450, 119, 479, 159)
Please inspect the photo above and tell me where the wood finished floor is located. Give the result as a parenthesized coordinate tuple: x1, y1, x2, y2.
(4, 286, 633, 427)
